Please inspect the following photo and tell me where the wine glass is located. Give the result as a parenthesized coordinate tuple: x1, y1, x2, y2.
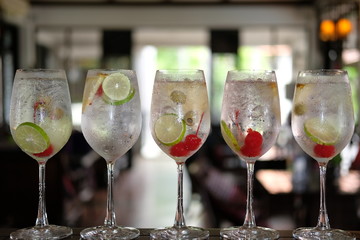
(150, 69, 211, 239)
(220, 70, 281, 239)
(80, 69, 141, 239)
(9, 69, 73, 239)
(291, 69, 355, 240)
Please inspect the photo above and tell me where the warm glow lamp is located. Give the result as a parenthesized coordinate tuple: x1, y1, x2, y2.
(320, 19, 336, 41)
(336, 18, 352, 38)
(320, 18, 352, 41)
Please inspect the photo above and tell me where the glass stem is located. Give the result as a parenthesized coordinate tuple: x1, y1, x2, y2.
(316, 162, 330, 230)
(104, 162, 116, 226)
(243, 161, 256, 228)
(35, 163, 49, 227)
(174, 163, 186, 228)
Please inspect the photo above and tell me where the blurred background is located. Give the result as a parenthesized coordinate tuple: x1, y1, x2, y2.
(1, 0, 360, 231)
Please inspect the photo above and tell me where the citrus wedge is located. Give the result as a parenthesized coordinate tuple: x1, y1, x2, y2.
(221, 120, 240, 151)
(13, 122, 50, 154)
(82, 74, 105, 113)
(154, 114, 186, 146)
(102, 72, 134, 105)
(304, 117, 339, 145)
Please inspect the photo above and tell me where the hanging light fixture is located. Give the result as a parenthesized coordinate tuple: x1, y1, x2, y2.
(319, 18, 352, 41)
(336, 18, 352, 39)
(319, 1, 355, 41)
(320, 19, 336, 41)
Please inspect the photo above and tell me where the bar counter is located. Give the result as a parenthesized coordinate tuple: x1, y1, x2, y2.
(0, 228, 359, 239)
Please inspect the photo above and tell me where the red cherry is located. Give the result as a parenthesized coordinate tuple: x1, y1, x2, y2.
(240, 145, 261, 157)
(244, 128, 263, 148)
(96, 85, 103, 97)
(314, 144, 335, 158)
(240, 128, 263, 157)
(184, 134, 202, 151)
(33, 144, 54, 158)
(170, 142, 190, 157)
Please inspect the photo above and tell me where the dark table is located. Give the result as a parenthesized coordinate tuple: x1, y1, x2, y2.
(0, 228, 359, 239)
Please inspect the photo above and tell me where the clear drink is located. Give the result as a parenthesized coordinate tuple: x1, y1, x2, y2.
(221, 80, 280, 162)
(292, 81, 354, 163)
(80, 69, 141, 240)
(10, 77, 72, 163)
(149, 69, 210, 240)
(220, 70, 280, 240)
(150, 79, 210, 164)
(9, 69, 73, 239)
(81, 71, 141, 163)
(291, 69, 355, 240)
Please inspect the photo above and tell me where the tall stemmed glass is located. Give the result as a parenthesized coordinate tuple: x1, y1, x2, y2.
(291, 69, 355, 240)
(9, 69, 73, 239)
(220, 70, 281, 239)
(80, 69, 141, 239)
(150, 69, 211, 239)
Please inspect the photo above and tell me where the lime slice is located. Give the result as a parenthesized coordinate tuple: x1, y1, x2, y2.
(13, 122, 50, 154)
(221, 120, 240, 151)
(304, 117, 339, 145)
(154, 114, 186, 146)
(82, 74, 105, 113)
(102, 72, 133, 103)
(103, 87, 135, 105)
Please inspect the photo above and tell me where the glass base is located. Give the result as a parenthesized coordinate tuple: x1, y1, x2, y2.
(150, 226, 209, 240)
(220, 226, 279, 240)
(10, 225, 73, 239)
(80, 225, 140, 239)
(293, 227, 356, 240)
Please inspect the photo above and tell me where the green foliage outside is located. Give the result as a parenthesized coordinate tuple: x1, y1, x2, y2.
(156, 46, 206, 69)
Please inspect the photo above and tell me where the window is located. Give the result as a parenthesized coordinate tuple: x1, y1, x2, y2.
(133, 28, 210, 157)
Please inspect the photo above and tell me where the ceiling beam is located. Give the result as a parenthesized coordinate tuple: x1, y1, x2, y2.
(28, 0, 315, 7)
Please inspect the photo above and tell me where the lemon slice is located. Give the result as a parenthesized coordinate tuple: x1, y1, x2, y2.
(102, 72, 134, 105)
(154, 114, 186, 146)
(304, 117, 339, 145)
(221, 120, 240, 151)
(13, 122, 50, 154)
(82, 74, 105, 113)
